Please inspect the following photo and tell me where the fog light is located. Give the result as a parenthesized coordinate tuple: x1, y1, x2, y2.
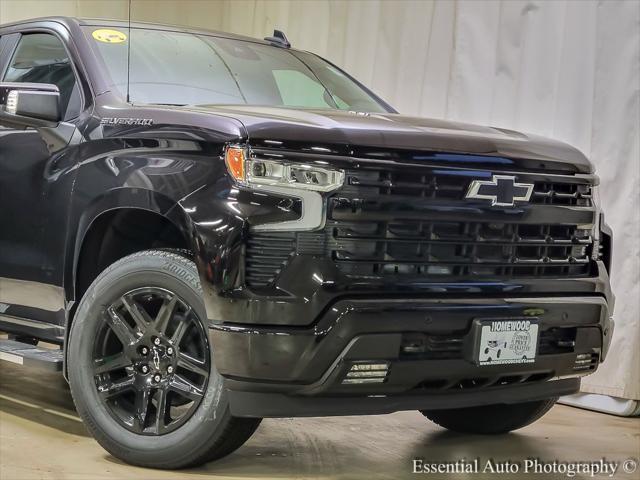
(342, 362, 390, 384)
(573, 352, 597, 371)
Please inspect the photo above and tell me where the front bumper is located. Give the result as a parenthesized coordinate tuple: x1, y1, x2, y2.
(210, 294, 612, 417)
(228, 378, 581, 418)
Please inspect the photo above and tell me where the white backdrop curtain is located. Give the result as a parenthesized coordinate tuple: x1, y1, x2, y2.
(1, 0, 639, 399)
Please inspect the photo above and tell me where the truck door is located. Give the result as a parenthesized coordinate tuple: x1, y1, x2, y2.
(0, 31, 82, 330)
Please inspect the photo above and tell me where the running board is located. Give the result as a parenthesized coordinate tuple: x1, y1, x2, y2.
(0, 339, 63, 371)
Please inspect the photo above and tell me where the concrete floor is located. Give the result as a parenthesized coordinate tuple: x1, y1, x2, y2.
(0, 362, 638, 480)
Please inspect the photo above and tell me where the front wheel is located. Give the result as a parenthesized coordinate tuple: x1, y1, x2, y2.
(68, 250, 261, 469)
(420, 398, 557, 434)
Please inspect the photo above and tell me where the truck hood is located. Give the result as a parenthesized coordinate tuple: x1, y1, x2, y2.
(194, 105, 592, 174)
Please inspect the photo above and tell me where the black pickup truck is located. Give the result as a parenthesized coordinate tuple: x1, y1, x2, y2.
(0, 17, 614, 469)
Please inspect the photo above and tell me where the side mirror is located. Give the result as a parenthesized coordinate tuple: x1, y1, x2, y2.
(0, 82, 61, 129)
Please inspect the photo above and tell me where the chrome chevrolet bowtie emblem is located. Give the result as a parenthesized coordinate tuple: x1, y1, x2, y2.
(465, 175, 534, 207)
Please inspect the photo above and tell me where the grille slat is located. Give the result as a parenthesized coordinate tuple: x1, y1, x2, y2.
(327, 219, 592, 279)
(346, 170, 592, 206)
(331, 234, 589, 247)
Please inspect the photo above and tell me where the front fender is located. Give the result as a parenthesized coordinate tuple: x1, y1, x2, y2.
(63, 136, 233, 304)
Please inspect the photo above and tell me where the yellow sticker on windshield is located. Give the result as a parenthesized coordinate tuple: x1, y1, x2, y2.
(92, 29, 127, 44)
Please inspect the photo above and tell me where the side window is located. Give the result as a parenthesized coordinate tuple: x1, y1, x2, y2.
(3, 33, 80, 120)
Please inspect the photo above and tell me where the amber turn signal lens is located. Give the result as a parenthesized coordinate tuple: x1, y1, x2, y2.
(225, 146, 246, 181)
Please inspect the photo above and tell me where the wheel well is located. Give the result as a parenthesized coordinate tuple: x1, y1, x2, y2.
(75, 209, 190, 303)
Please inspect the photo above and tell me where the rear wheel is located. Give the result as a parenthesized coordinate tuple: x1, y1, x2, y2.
(68, 249, 261, 469)
(420, 398, 557, 434)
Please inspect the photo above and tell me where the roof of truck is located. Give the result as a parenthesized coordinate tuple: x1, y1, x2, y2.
(0, 16, 278, 47)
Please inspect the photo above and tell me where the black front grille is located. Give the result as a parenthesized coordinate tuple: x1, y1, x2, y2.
(244, 165, 596, 287)
(538, 327, 577, 354)
(345, 170, 592, 206)
(399, 327, 577, 361)
(326, 220, 592, 278)
(400, 333, 464, 360)
(244, 232, 295, 287)
(318, 166, 595, 280)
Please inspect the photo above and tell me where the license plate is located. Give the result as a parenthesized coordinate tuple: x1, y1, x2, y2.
(476, 318, 539, 365)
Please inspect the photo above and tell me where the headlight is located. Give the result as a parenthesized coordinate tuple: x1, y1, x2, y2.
(225, 146, 344, 192)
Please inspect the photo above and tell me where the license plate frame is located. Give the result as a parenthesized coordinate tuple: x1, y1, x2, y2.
(471, 317, 539, 366)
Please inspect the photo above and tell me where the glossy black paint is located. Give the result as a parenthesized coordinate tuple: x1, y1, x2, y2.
(208, 105, 595, 174)
(213, 296, 608, 385)
(0, 17, 613, 416)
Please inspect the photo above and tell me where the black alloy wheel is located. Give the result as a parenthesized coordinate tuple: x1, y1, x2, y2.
(69, 250, 262, 469)
(93, 287, 210, 435)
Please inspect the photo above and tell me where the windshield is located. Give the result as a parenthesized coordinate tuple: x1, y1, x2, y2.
(84, 26, 389, 112)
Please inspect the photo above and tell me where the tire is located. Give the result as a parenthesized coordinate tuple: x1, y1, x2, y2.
(68, 249, 261, 469)
(420, 398, 557, 434)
